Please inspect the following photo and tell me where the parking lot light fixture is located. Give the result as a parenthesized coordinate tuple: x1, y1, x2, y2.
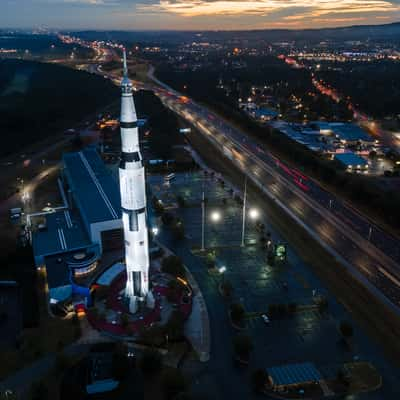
(249, 208, 259, 220)
(211, 211, 221, 222)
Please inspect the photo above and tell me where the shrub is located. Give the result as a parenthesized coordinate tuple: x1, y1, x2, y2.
(251, 368, 268, 393)
(161, 369, 187, 400)
(139, 349, 162, 376)
(161, 212, 175, 226)
(161, 255, 186, 277)
(339, 321, 354, 338)
(230, 303, 245, 323)
(172, 220, 185, 240)
(233, 334, 253, 358)
(176, 195, 186, 208)
(165, 311, 185, 341)
(221, 280, 233, 297)
(112, 344, 130, 380)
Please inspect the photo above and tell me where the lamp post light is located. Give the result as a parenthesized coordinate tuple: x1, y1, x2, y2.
(241, 176, 260, 247)
(249, 208, 259, 220)
(241, 176, 247, 247)
(201, 190, 205, 251)
(210, 210, 221, 222)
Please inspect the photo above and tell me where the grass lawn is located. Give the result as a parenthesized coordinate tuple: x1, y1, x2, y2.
(345, 362, 382, 393)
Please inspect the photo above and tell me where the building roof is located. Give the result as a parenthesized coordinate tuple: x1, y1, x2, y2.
(267, 362, 322, 386)
(96, 262, 125, 286)
(335, 152, 368, 167)
(254, 108, 278, 118)
(32, 209, 92, 257)
(310, 121, 332, 132)
(331, 123, 373, 142)
(63, 148, 121, 227)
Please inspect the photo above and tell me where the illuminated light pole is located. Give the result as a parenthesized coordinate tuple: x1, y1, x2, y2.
(241, 176, 260, 247)
(210, 210, 221, 223)
(241, 177, 247, 247)
(368, 226, 373, 241)
(201, 188, 205, 252)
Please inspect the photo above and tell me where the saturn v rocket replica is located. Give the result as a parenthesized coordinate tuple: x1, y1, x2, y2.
(119, 50, 154, 313)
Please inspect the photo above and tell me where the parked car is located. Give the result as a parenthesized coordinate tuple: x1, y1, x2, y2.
(261, 314, 270, 324)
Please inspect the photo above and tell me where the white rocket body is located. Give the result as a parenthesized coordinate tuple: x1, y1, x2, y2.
(118, 51, 150, 311)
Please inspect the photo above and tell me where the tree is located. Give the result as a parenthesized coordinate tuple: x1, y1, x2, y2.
(152, 196, 165, 215)
(230, 303, 245, 323)
(161, 212, 175, 226)
(161, 255, 186, 277)
(176, 195, 186, 208)
(30, 381, 48, 400)
(139, 349, 162, 377)
(165, 311, 185, 341)
(205, 251, 216, 268)
(112, 344, 130, 380)
(339, 321, 354, 339)
(167, 279, 182, 303)
(221, 280, 233, 297)
(0, 390, 17, 400)
(120, 313, 130, 329)
(267, 251, 275, 266)
(161, 369, 187, 400)
(139, 325, 166, 347)
(233, 334, 253, 359)
(172, 220, 185, 240)
(251, 368, 268, 393)
(55, 351, 70, 373)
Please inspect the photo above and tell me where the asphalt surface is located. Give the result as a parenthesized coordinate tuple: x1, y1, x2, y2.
(149, 172, 400, 400)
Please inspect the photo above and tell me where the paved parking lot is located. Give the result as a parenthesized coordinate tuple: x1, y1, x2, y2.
(149, 171, 400, 399)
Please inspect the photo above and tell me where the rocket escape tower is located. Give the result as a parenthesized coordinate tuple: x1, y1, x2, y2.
(119, 50, 153, 313)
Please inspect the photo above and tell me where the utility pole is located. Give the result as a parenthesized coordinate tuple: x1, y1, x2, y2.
(368, 226, 373, 241)
(201, 180, 205, 252)
(241, 176, 247, 247)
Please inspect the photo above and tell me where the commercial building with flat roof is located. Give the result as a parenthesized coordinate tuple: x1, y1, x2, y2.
(335, 152, 368, 171)
(267, 362, 322, 390)
(32, 148, 123, 306)
(310, 122, 374, 145)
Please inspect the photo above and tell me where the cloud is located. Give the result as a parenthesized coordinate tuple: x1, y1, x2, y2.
(137, 0, 400, 20)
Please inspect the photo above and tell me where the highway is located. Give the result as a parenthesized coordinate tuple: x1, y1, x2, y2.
(143, 73, 400, 314)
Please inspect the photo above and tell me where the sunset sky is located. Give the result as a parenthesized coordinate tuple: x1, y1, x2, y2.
(2, 0, 400, 30)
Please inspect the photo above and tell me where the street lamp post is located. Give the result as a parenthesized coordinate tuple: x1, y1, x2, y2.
(368, 226, 373, 241)
(201, 189, 205, 251)
(241, 176, 247, 247)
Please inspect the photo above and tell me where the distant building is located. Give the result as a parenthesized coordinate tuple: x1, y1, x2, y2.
(335, 152, 368, 171)
(251, 107, 278, 121)
(310, 122, 374, 145)
(32, 148, 123, 307)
